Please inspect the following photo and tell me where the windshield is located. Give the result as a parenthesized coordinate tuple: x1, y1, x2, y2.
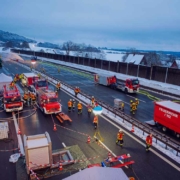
(36, 80, 47, 87)
(48, 98, 58, 103)
(132, 79, 139, 85)
(5, 96, 21, 103)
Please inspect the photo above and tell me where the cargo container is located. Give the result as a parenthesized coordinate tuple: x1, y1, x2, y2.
(154, 100, 180, 138)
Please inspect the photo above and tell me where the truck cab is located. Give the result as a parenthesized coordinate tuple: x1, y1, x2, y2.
(3, 85, 23, 112)
(37, 89, 61, 114)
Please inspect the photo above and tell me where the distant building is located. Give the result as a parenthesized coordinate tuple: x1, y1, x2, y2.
(124, 54, 147, 65)
(171, 59, 180, 69)
(160, 60, 172, 67)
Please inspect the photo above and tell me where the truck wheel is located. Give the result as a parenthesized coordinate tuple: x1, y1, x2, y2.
(124, 88, 128, 94)
(176, 133, 180, 138)
(162, 126, 167, 132)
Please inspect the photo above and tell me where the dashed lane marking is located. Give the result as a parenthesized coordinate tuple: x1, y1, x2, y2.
(62, 142, 66, 147)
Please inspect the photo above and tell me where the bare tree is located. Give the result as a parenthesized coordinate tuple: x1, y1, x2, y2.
(145, 52, 161, 66)
(62, 41, 74, 55)
(122, 54, 128, 62)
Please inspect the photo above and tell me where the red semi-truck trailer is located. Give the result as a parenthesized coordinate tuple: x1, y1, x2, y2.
(154, 100, 180, 138)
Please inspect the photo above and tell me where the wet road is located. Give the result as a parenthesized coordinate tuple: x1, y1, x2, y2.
(0, 60, 179, 180)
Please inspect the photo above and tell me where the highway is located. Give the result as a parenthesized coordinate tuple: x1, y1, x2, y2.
(0, 60, 179, 180)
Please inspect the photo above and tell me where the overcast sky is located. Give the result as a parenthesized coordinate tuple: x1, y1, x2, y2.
(0, 0, 180, 51)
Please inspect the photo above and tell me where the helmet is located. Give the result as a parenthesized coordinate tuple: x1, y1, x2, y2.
(119, 129, 121, 132)
(130, 100, 133, 103)
(70, 99, 72, 101)
(92, 96, 94, 98)
(73, 99, 75, 101)
(79, 101, 81, 103)
(135, 98, 138, 101)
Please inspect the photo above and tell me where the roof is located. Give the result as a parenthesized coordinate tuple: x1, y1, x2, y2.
(27, 137, 48, 149)
(156, 100, 180, 113)
(175, 60, 180, 68)
(63, 167, 129, 180)
(125, 54, 144, 64)
(23, 73, 37, 77)
(0, 73, 12, 83)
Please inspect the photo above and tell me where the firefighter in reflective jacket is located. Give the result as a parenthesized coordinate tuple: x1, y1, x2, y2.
(56, 82, 61, 91)
(93, 115, 98, 129)
(23, 92, 29, 104)
(91, 96, 95, 107)
(9, 81, 15, 89)
(74, 87, 80, 97)
(77, 101, 83, 115)
(13, 77, 17, 83)
(71, 99, 76, 111)
(87, 104, 92, 117)
(131, 102, 136, 114)
(135, 98, 139, 109)
(68, 99, 72, 112)
(146, 133, 153, 151)
(116, 130, 124, 146)
(120, 102, 125, 111)
(29, 92, 36, 104)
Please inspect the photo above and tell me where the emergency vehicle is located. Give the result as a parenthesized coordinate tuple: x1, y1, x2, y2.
(21, 73, 48, 94)
(94, 74, 139, 93)
(3, 84, 23, 112)
(37, 89, 61, 114)
(154, 100, 180, 138)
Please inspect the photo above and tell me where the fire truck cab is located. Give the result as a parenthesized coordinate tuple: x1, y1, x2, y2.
(3, 84, 23, 112)
(37, 89, 61, 114)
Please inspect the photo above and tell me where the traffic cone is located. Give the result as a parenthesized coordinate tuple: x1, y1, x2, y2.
(131, 125, 135, 132)
(18, 129, 21, 135)
(59, 163, 63, 171)
(108, 152, 111, 158)
(87, 136, 91, 143)
(53, 124, 57, 131)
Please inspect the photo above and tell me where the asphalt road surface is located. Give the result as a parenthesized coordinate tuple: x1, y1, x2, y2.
(0, 60, 179, 180)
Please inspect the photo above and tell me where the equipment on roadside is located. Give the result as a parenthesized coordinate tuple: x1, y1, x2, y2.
(114, 99, 124, 110)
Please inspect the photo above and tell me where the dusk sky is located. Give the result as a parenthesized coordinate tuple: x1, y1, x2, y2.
(0, 0, 180, 51)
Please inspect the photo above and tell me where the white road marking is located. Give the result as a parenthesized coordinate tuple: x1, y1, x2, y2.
(62, 142, 66, 147)
(16, 61, 180, 171)
(12, 113, 25, 156)
(126, 94, 146, 103)
(100, 114, 180, 172)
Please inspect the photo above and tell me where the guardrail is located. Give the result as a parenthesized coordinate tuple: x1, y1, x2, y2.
(13, 60, 180, 156)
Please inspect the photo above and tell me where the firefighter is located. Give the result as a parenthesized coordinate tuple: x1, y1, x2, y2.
(146, 133, 153, 152)
(95, 101, 98, 107)
(120, 102, 124, 111)
(135, 98, 139, 109)
(91, 96, 95, 107)
(131, 102, 136, 114)
(57, 67, 60, 73)
(87, 104, 92, 117)
(71, 99, 76, 111)
(13, 77, 17, 83)
(29, 92, 36, 105)
(77, 101, 83, 115)
(23, 91, 29, 104)
(93, 115, 98, 129)
(68, 99, 72, 112)
(74, 87, 79, 97)
(37, 73, 41, 79)
(116, 130, 124, 146)
(130, 100, 133, 112)
(56, 82, 61, 91)
(9, 81, 15, 89)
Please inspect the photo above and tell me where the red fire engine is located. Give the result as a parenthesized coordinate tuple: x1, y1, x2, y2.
(37, 89, 61, 114)
(95, 74, 140, 93)
(3, 84, 23, 112)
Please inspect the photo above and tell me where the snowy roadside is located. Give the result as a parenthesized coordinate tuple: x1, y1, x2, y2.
(19, 54, 180, 99)
(12, 60, 180, 167)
